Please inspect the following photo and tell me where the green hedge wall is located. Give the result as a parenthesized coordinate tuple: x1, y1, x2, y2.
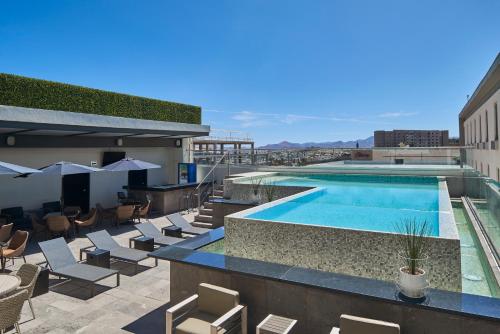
(0, 73, 201, 124)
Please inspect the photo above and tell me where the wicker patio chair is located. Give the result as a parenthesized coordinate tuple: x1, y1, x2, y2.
(135, 200, 151, 223)
(13, 263, 41, 319)
(0, 289, 28, 334)
(96, 203, 115, 226)
(74, 208, 97, 234)
(0, 223, 13, 243)
(2, 230, 29, 268)
(30, 213, 48, 241)
(46, 215, 71, 238)
(114, 205, 135, 227)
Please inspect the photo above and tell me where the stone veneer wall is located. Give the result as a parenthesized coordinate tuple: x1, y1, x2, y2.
(225, 216, 461, 291)
(169, 261, 499, 334)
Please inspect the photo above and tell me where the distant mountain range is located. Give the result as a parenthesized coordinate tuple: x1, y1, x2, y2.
(259, 136, 374, 149)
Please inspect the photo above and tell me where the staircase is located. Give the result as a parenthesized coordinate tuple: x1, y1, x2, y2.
(192, 184, 224, 228)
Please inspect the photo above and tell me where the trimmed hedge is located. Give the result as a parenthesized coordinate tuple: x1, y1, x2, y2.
(0, 73, 201, 124)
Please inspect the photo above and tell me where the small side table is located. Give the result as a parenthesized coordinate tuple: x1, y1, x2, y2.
(86, 249, 110, 269)
(257, 314, 297, 334)
(33, 266, 49, 297)
(162, 226, 182, 238)
(132, 236, 154, 252)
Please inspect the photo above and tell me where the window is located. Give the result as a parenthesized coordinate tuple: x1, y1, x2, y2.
(485, 110, 489, 142)
(474, 119, 477, 143)
(495, 103, 498, 140)
(479, 115, 482, 143)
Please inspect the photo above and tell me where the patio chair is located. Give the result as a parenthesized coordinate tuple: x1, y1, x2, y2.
(135, 200, 151, 223)
(114, 205, 135, 227)
(0, 206, 30, 230)
(117, 191, 127, 204)
(166, 283, 247, 334)
(38, 237, 119, 297)
(1, 230, 29, 268)
(46, 215, 71, 238)
(166, 213, 211, 235)
(0, 223, 13, 242)
(0, 290, 28, 334)
(13, 263, 41, 319)
(30, 213, 48, 241)
(42, 201, 61, 214)
(74, 208, 97, 235)
(330, 314, 400, 334)
(134, 223, 184, 247)
(96, 203, 115, 225)
(86, 230, 156, 274)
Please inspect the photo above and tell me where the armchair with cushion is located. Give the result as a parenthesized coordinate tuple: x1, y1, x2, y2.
(1, 230, 29, 269)
(114, 205, 135, 227)
(166, 283, 247, 334)
(330, 314, 400, 334)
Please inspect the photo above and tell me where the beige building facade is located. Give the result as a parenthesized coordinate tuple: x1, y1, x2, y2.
(460, 54, 500, 181)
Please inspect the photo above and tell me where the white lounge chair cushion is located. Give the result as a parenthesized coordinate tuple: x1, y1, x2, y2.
(339, 314, 400, 334)
(176, 311, 226, 334)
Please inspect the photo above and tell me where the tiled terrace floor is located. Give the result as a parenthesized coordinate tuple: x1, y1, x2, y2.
(2, 213, 196, 334)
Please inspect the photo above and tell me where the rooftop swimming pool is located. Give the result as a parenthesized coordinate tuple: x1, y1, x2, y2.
(246, 174, 442, 236)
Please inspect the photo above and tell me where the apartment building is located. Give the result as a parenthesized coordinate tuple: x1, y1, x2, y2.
(374, 129, 449, 147)
(459, 53, 500, 181)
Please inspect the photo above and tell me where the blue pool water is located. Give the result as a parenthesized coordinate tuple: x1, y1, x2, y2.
(246, 174, 441, 236)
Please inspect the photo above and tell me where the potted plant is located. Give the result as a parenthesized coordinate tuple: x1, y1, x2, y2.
(263, 181, 277, 202)
(396, 218, 431, 299)
(249, 177, 262, 203)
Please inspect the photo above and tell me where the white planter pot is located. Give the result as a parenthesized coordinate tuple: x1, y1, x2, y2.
(398, 267, 428, 298)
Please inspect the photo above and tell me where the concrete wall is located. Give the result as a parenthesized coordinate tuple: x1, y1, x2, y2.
(0, 146, 187, 210)
(463, 89, 500, 181)
(169, 261, 499, 334)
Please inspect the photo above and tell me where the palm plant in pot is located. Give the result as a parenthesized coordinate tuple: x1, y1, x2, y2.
(396, 218, 431, 299)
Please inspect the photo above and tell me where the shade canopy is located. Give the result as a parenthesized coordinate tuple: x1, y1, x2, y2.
(0, 161, 42, 175)
(102, 158, 161, 172)
(39, 161, 103, 175)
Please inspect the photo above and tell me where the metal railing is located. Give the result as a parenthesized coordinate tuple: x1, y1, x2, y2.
(186, 152, 229, 212)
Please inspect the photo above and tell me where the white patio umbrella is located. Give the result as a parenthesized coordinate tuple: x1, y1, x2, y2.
(102, 157, 161, 172)
(0, 160, 42, 175)
(39, 161, 103, 208)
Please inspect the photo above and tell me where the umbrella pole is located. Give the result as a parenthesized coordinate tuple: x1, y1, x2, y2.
(61, 175, 65, 211)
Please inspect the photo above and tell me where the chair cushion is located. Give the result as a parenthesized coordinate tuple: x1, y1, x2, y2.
(176, 311, 224, 334)
(339, 315, 400, 334)
(197, 283, 239, 317)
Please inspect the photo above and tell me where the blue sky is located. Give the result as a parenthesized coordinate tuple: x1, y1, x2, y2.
(1, 1, 499, 146)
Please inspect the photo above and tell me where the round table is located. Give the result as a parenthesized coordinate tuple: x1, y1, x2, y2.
(0, 274, 21, 296)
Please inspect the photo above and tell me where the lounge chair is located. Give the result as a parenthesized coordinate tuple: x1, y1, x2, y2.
(134, 223, 184, 247)
(38, 237, 119, 297)
(166, 213, 211, 235)
(86, 230, 156, 274)
(330, 314, 400, 334)
(166, 283, 247, 334)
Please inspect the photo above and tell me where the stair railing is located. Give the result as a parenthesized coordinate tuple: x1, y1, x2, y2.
(187, 152, 228, 212)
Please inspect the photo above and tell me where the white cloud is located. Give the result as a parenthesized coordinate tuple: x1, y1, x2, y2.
(377, 112, 419, 118)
